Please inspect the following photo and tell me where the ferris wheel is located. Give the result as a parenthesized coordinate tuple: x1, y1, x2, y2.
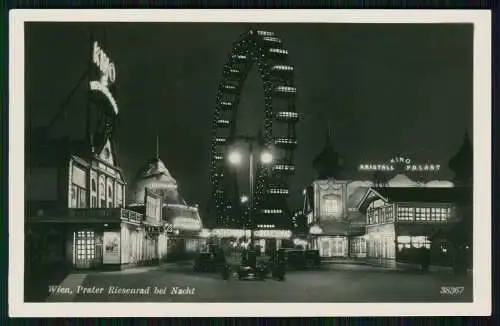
(209, 29, 299, 229)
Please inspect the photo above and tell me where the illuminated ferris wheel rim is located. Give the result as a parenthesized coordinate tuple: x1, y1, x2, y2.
(210, 29, 299, 222)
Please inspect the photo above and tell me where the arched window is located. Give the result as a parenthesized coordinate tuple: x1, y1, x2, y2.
(91, 179, 97, 208)
(107, 185, 113, 208)
(99, 176, 106, 208)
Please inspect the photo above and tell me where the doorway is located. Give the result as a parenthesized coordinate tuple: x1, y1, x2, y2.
(74, 230, 96, 269)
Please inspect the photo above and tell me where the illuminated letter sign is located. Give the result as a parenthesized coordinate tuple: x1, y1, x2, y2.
(358, 156, 440, 172)
(89, 41, 119, 115)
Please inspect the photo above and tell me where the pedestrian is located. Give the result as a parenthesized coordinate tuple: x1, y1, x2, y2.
(420, 246, 430, 273)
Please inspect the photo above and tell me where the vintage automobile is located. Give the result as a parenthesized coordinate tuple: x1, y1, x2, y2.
(193, 250, 227, 273)
(283, 249, 321, 269)
(236, 249, 267, 281)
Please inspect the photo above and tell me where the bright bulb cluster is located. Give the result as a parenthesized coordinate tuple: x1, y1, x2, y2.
(262, 209, 282, 214)
(269, 48, 288, 55)
(223, 84, 237, 90)
(273, 164, 295, 171)
(232, 54, 247, 60)
(257, 224, 275, 228)
(257, 30, 274, 36)
(253, 229, 292, 239)
(268, 189, 289, 194)
(275, 86, 297, 93)
(271, 65, 294, 72)
(262, 36, 281, 43)
(275, 137, 297, 145)
(276, 111, 299, 119)
(216, 119, 230, 125)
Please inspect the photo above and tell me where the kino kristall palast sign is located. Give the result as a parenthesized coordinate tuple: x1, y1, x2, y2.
(90, 41, 119, 115)
(358, 156, 441, 172)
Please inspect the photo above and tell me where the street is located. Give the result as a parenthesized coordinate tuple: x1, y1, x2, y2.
(48, 262, 474, 303)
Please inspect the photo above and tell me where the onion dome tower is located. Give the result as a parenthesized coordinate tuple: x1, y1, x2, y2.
(448, 131, 473, 187)
(312, 123, 344, 180)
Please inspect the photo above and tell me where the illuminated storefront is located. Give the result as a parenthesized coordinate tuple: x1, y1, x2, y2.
(302, 172, 458, 260)
(356, 187, 461, 268)
(203, 228, 292, 255)
(303, 179, 353, 258)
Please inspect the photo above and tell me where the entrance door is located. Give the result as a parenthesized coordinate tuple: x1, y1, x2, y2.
(75, 230, 96, 269)
(332, 238, 345, 257)
(321, 239, 330, 257)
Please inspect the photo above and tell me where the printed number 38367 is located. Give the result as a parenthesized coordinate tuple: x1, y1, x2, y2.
(440, 286, 465, 295)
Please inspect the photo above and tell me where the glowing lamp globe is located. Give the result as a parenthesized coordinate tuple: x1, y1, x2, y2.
(260, 151, 273, 164)
(228, 151, 242, 165)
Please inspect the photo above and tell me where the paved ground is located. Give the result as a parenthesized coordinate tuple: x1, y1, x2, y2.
(46, 262, 472, 303)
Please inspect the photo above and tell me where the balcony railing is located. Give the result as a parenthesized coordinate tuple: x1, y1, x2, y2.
(120, 209, 143, 224)
(32, 207, 144, 224)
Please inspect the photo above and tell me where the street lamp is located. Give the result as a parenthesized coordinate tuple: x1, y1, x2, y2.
(228, 151, 242, 165)
(260, 150, 273, 164)
(228, 141, 273, 247)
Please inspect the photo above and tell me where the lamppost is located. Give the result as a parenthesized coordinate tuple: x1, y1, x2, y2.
(228, 136, 273, 248)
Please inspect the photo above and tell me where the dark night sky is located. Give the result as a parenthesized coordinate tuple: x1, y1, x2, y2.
(25, 22, 473, 221)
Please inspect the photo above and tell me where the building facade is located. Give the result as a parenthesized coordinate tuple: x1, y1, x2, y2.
(26, 136, 164, 270)
(302, 128, 472, 270)
(356, 187, 465, 268)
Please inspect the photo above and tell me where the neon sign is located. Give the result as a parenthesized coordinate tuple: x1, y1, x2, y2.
(89, 41, 119, 115)
(358, 156, 441, 172)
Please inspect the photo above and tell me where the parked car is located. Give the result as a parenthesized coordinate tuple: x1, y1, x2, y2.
(193, 251, 227, 273)
(268, 249, 321, 271)
(237, 249, 267, 281)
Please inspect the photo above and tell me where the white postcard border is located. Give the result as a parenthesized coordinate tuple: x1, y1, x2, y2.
(9, 9, 492, 317)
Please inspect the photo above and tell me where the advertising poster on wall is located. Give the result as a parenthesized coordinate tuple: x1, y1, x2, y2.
(103, 231, 120, 264)
(145, 188, 163, 224)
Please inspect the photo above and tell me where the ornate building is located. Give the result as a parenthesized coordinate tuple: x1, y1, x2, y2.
(128, 156, 204, 260)
(25, 132, 156, 272)
(303, 128, 465, 266)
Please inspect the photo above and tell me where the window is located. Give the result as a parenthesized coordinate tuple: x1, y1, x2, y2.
(351, 238, 366, 254)
(415, 207, 432, 222)
(116, 184, 123, 208)
(107, 185, 113, 208)
(99, 176, 106, 208)
(367, 207, 382, 225)
(76, 230, 95, 261)
(399, 206, 449, 222)
(70, 165, 87, 208)
(398, 207, 414, 221)
(396, 235, 430, 251)
(71, 184, 87, 208)
(91, 179, 97, 208)
(324, 198, 339, 215)
(379, 205, 394, 223)
(431, 207, 450, 222)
